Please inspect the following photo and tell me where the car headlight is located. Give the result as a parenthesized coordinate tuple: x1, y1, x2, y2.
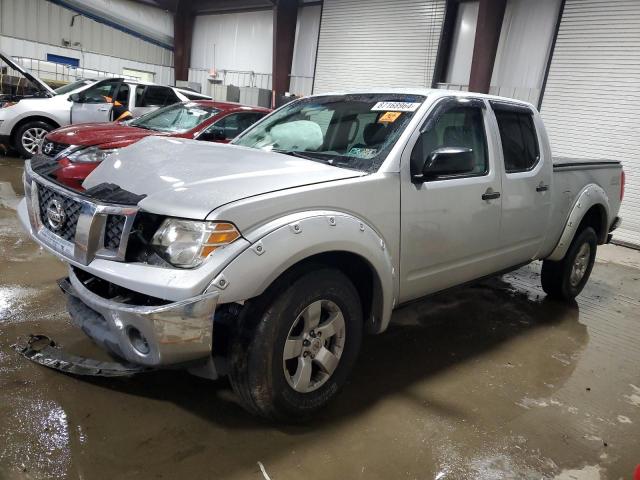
(66, 146, 118, 163)
(151, 219, 241, 268)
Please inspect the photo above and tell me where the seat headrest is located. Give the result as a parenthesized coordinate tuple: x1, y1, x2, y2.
(443, 125, 471, 147)
(363, 123, 386, 146)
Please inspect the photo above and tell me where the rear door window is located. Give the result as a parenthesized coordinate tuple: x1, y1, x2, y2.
(134, 85, 145, 106)
(137, 86, 180, 108)
(493, 108, 540, 173)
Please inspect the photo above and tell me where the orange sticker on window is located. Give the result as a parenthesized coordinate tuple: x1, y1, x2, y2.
(378, 111, 402, 123)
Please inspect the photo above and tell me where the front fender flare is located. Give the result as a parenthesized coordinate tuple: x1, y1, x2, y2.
(547, 184, 610, 261)
(207, 211, 397, 334)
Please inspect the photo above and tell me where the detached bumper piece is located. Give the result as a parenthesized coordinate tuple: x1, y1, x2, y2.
(61, 269, 219, 367)
(12, 335, 150, 377)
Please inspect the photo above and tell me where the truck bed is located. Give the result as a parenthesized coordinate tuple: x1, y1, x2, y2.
(541, 157, 623, 258)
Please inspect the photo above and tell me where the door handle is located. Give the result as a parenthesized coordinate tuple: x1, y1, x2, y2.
(98, 106, 111, 111)
(536, 184, 549, 192)
(482, 190, 501, 201)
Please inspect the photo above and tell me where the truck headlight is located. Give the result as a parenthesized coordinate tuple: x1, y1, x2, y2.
(151, 219, 241, 268)
(67, 146, 118, 163)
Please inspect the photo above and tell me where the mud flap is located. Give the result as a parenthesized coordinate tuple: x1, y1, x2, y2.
(12, 334, 152, 377)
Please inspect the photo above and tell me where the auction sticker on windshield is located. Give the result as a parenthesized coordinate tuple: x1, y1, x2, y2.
(371, 102, 421, 112)
(378, 111, 402, 123)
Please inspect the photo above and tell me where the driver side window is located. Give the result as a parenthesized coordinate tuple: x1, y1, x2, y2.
(412, 104, 488, 178)
(81, 80, 121, 104)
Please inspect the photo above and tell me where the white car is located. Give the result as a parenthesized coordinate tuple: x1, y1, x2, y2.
(0, 50, 209, 157)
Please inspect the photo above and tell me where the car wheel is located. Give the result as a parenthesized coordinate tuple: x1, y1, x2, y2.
(228, 267, 363, 421)
(541, 227, 598, 301)
(15, 120, 54, 158)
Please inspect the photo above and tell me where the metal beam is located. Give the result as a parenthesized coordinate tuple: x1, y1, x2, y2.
(192, 0, 274, 15)
(174, 0, 195, 81)
(468, 0, 506, 94)
(129, 0, 179, 11)
(48, 0, 174, 49)
(272, 0, 298, 105)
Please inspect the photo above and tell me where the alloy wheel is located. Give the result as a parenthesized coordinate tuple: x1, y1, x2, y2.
(282, 299, 346, 393)
(570, 242, 591, 287)
(21, 127, 48, 154)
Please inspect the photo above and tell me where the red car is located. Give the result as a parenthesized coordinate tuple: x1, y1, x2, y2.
(39, 100, 270, 190)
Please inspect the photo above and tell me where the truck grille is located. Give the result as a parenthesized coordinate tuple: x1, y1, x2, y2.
(41, 140, 69, 158)
(104, 215, 125, 250)
(27, 166, 140, 265)
(37, 184, 82, 242)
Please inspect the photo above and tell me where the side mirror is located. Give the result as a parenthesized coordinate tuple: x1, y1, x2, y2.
(68, 93, 81, 103)
(415, 147, 475, 181)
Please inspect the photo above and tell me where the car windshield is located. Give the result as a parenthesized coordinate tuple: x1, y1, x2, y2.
(54, 79, 92, 95)
(233, 93, 426, 172)
(129, 102, 220, 133)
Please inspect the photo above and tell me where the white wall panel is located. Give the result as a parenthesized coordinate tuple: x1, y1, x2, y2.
(191, 10, 273, 74)
(540, 0, 640, 246)
(0, 0, 173, 66)
(491, 0, 561, 96)
(445, 1, 478, 85)
(0, 35, 174, 85)
(313, 0, 446, 93)
(290, 4, 321, 96)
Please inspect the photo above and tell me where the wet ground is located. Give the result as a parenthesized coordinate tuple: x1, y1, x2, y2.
(1, 154, 639, 480)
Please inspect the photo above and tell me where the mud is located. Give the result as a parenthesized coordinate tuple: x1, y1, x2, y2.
(1, 155, 639, 479)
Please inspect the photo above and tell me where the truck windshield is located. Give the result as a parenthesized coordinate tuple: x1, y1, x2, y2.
(129, 102, 220, 133)
(233, 94, 426, 172)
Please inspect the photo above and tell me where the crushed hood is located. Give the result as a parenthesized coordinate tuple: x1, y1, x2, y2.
(83, 136, 365, 219)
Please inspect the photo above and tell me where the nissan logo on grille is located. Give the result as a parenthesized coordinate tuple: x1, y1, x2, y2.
(43, 142, 54, 155)
(46, 199, 66, 231)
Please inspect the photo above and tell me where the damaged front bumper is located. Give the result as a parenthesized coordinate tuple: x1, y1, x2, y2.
(62, 267, 220, 368)
(13, 335, 151, 377)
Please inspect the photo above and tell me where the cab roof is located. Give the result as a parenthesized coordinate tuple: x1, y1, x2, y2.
(308, 88, 537, 111)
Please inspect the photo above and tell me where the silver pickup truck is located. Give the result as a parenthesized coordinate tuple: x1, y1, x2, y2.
(18, 89, 624, 420)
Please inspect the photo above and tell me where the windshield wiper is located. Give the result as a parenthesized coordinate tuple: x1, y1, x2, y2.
(278, 150, 327, 162)
(276, 150, 365, 172)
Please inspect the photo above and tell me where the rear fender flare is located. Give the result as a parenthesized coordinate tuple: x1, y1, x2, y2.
(207, 211, 397, 334)
(547, 184, 610, 261)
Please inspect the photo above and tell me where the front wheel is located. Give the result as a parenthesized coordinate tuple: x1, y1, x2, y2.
(15, 120, 55, 158)
(228, 268, 363, 421)
(541, 227, 597, 301)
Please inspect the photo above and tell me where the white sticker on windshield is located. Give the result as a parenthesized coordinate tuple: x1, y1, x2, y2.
(371, 102, 421, 112)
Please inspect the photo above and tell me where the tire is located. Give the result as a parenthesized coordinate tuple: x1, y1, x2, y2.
(541, 227, 598, 301)
(15, 120, 55, 158)
(228, 267, 363, 421)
